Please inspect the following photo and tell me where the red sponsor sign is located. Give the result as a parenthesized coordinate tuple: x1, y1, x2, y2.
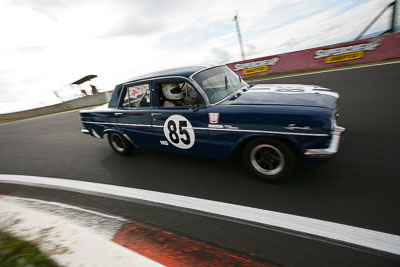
(227, 32, 400, 79)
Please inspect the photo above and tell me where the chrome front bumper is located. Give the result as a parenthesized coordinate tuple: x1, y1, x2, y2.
(304, 126, 345, 157)
(81, 129, 90, 134)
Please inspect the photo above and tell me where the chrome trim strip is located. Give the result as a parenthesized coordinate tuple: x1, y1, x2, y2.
(116, 85, 125, 109)
(82, 121, 328, 136)
(189, 65, 223, 107)
(207, 127, 328, 137)
(81, 129, 90, 134)
(82, 121, 152, 127)
(305, 126, 345, 156)
(118, 123, 152, 127)
(121, 76, 188, 86)
(189, 64, 223, 78)
(152, 125, 208, 131)
(82, 121, 105, 125)
(188, 78, 210, 106)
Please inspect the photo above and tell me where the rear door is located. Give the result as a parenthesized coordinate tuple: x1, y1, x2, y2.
(115, 82, 157, 148)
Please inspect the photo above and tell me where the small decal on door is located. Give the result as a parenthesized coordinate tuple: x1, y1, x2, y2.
(209, 113, 219, 124)
(160, 140, 169, 146)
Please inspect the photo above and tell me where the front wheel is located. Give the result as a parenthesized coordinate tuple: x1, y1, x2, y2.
(108, 132, 133, 156)
(243, 138, 295, 181)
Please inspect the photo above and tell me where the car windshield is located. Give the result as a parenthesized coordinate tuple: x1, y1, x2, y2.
(193, 66, 248, 104)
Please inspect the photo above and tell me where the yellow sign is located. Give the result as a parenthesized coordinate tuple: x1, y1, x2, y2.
(242, 65, 269, 75)
(325, 51, 364, 64)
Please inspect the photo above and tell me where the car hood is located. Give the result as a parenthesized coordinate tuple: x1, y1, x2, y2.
(222, 84, 339, 109)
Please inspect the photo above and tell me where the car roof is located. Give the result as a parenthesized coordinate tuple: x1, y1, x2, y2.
(123, 65, 214, 84)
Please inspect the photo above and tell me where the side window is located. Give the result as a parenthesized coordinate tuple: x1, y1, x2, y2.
(156, 81, 202, 108)
(122, 83, 151, 108)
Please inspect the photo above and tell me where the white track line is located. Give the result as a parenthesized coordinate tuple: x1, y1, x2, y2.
(1, 174, 399, 256)
(254, 60, 400, 81)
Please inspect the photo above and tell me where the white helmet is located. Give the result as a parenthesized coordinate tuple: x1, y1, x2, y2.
(162, 83, 183, 100)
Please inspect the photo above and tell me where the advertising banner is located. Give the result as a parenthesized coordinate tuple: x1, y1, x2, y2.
(395, 0, 400, 32)
(227, 32, 400, 79)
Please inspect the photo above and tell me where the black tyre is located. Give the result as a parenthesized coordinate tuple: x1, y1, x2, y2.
(243, 138, 295, 181)
(107, 132, 133, 156)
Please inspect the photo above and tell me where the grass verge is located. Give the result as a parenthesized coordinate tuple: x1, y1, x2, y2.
(0, 231, 58, 267)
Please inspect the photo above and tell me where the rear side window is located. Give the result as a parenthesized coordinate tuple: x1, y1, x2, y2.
(122, 83, 151, 108)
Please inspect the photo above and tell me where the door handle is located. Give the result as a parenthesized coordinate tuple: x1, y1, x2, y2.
(114, 112, 124, 116)
(151, 112, 162, 116)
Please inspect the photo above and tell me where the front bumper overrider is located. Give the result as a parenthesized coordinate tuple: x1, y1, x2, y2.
(304, 126, 345, 157)
(81, 129, 90, 134)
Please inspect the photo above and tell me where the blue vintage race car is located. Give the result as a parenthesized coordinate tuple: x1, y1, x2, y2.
(80, 65, 344, 181)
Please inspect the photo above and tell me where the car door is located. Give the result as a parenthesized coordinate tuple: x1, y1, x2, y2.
(115, 82, 157, 148)
(151, 79, 210, 157)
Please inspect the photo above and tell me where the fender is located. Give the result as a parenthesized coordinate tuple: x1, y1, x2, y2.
(234, 133, 302, 156)
(103, 129, 138, 147)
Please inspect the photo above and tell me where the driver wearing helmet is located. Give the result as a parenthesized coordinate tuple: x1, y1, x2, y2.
(162, 83, 185, 107)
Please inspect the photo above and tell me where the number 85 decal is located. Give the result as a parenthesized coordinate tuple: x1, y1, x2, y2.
(163, 115, 195, 149)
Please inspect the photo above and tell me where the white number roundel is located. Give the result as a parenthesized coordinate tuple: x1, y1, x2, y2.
(163, 115, 195, 149)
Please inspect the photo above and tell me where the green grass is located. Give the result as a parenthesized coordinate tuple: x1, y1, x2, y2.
(244, 58, 400, 82)
(0, 103, 104, 125)
(0, 120, 15, 124)
(0, 231, 59, 267)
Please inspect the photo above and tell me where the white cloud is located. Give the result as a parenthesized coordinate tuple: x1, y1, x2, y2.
(0, 0, 394, 113)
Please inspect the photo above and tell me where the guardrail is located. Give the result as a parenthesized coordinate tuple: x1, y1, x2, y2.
(227, 32, 400, 79)
(0, 93, 107, 120)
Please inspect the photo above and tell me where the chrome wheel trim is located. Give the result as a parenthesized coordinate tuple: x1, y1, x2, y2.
(250, 144, 284, 176)
(110, 134, 125, 152)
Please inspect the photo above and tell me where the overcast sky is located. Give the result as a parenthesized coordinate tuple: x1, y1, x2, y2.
(0, 0, 394, 113)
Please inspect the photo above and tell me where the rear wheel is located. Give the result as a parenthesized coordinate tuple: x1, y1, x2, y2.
(243, 138, 295, 181)
(108, 132, 133, 156)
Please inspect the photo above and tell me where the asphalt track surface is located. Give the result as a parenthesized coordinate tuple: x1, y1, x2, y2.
(1, 62, 400, 266)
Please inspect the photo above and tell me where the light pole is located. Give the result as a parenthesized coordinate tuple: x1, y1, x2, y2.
(233, 12, 245, 61)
